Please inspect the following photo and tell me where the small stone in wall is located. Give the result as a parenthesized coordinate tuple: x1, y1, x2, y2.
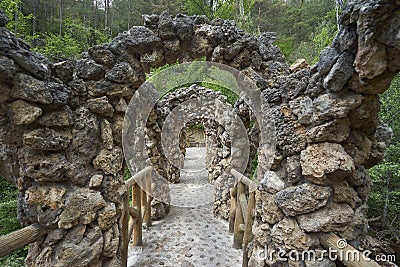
(51, 60, 74, 82)
(58, 188, 106, 229)
(271, 217, 318, 251)
(87, 96, 114, 117)
(23, 128, 72, 151)
(311, 91, 363, 124)
(289, 96, 313, 125)
(332, 184, 361, 208)
(300, 142, 354, 183)
(10, 99, 42, 125)
(93, 147, 123, 176)
(38, 106, 73, 127)
(297, 202, 354, 232)
(289, 58, 309, 72)
(76, 58, 105, 81)
(259, 171, 285, 193)
(274, 183, 331, 216)
(11, 73, 53, 104)
(307, 118, 350, 143)
(89, 174, 104, 188)
(55, 225, 104, 266)
(25, 185, 66, 226)
(98, 203, 117, 230)
(0, 56, 15, 81)
(255, 190, 284, 225)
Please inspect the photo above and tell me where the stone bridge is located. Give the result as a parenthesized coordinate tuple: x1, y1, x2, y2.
(0, 0, 399, 266)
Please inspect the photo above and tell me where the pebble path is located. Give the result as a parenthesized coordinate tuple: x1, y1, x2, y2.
(127, 147, 242, 267)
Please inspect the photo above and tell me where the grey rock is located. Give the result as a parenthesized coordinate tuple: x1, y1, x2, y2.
(255, 190, 284, 225)
(51, 61, 74, 82)
(297, 202, 354, 232)
(76, 58, 105, 81)
(20, 149, 67, 182)
(23, 128, 72, 151)
(39, 106, 73, 127)
(274, 183, 331, 216)
(93, 147, 123, 176)
(24, 185, 66, 226)
(318, 47, 339, 75)
(311, 91, 363, 124)
(89, 174, 104, 188)
(8, 50, 50, 79)
(86, 80, 137, 98)
(55, 225, 104, 266)
(300, 142, 354, 184)
(289, 96, 313, 125)
(323, 51, 354, 92)
(126, 26, 163, 54)
(11, 73, 53, 104)
(105, 62, 142, 84)
(10, 100, 42, 125)
(58, 188, 106, 229)
(0, 56, 15, 81)
(271, 217, 318, 251)
(47, 82, 71, 105)
(259, 171, 285, 193)
(87, 96, 114, 117)
(88, 45, 116, 67)
(332, 26, 357, 53)
(307, 118, 351, 143)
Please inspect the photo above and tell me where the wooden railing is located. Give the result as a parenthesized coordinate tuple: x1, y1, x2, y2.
(121, 166, 153, 267)
(0, 223, 46, 257)
(229, 168, 258, 267)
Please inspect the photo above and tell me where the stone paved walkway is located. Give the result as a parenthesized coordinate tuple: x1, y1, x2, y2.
(127, 147, 242, 267)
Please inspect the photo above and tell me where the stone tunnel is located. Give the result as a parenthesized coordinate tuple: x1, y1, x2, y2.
(0, 0, 399, 266)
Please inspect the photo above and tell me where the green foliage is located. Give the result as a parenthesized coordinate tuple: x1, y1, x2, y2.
(0, 177, 26, 266)
(28, 18, 109, 61)
(0, 0, 32, 36)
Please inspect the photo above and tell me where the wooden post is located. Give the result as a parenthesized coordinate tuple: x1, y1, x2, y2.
(132, 183, 142, 246)
(143, 170, 152, 226)
(229, 187, 237, 233)
(242, 191, 256, 267)
(233, 181, 245, 249)
(0, 224, 45, 257)
(120, 191, 129, 267)
(320, 233, 381, 267)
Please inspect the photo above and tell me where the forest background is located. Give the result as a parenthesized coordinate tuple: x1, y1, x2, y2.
(0, 0, 399, 265)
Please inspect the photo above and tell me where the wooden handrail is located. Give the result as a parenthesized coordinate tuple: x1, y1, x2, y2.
(121, 166, 153, 267)
(0, 223, 46, 257)
(125, 166, 153, 189)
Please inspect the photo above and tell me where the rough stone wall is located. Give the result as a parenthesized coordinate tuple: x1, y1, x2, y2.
(248, 1, 400, 266)
(0, 0, 398, 265)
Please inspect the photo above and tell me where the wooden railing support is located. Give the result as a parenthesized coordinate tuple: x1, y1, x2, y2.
(242, 191, 255, 267)
(230, 168, 259, 267)
(0, 223, 46, 257)
(229, 187, 237, 233)
(233, 181, 245, 249)
(131, 182, 142, 246)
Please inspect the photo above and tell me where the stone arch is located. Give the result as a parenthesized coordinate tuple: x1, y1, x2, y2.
(0, 1, 399, 266)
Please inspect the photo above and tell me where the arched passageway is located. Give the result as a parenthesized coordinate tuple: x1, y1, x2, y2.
(0, 1, 399, 266)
